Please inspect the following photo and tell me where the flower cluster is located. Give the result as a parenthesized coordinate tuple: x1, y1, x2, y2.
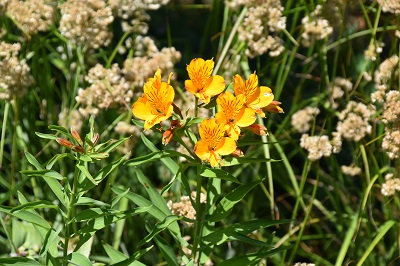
(371, 55, 400, 159)
(336, 101, 374, 142)
(167, 192, 206, 226)
(231, 0, 286, 58)
(381, 173, 400, 196)
(291, 107, 320, 133)
(5, 0, 53, 37)
(300, 134, 340, 161)
(301, 5, 333, 47)
(109, 0, 170, 34)
(377, 0, 400, 14)
(132, 58, 282, 168)
(0, 41, 33, 101)
(327, 77, 353, 109)
(59, 0, 114, 50)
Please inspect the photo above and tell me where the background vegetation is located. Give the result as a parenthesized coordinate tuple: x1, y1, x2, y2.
(0, 0, 399, 265)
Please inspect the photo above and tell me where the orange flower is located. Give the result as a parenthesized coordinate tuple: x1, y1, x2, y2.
(215, 92, 256, 140)
(194, 119, 236, 168)
(132, 69, 174, 130)
(185, 58, 226, 104)
(233, 72, 274, 117)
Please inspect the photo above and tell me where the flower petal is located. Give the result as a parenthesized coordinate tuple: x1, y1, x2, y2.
(215, 137, 236, 156)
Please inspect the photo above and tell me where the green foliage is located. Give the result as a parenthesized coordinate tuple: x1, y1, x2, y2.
(1, 0, 400, 265)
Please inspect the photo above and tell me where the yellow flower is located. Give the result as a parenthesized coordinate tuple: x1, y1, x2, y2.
(263, 100, 284, 113)
(185, 58, 226, 104)
(194, 119, 236, 168)
(132, 69, 174, 130)
(215, 92, 256, 140)
(233, 72, 274, 117)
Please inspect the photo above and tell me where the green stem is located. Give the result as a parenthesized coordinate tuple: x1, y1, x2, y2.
(192, 166, 203, 263)
(213, 7, 247, 75)
(63, 165, 80, 265)
(0, 101, 10, 169)
(257, 116, 275, 218)
(288, 161, 320, 264)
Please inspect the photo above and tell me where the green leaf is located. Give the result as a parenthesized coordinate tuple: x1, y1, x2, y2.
(356, 220, 396, 266)
(11, 200, 59, 213)
(111, 186, 189, 248)
(67, 252, 93, 266)
(74, 197, 110, 207)
(217, 245, 291, 266)
(134, 168, 171, 215)
(153, 235, 179, 266)
(112, 246, 153, 266)
(207, 180, 262, 222)
(0, 206, 51, 229)
(184, 116, 204, 127)
(200, 166, 240, 184)
(131, 118, 144, 128)
(221, 156, 280, 167)
(24, 150, 44, 170)
(161, 165, 189, 196)
(102, 241, 131, 264)
(137, 215, 181, 246)
(49, 125, 69, 134)
(35, 132, 58, 140)
(42, 175, 68, 209)
(39, 228, 61, 257)
(80, 155, 128, 192)
(76, 161, 98, 185)
(46, 153, 76, 169)
(125, 150, 195, 166)
(96, 137, 130, 154)
(20, 169, 63, 180)
(202, 219, 291, 246)
(141, 133, 178, 174)
(0, 258, 41, 265)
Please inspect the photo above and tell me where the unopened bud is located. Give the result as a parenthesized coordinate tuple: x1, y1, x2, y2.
(72, 145, 86, 154)
(71, 128, 83, 146)
(162, 129, 173, 145)
(231, 147, 244, 157)
(56, 138, 74, 148)
(91, 133, 99, 146)
(263, 101, 284, 113)
(248, 124, 268, 136)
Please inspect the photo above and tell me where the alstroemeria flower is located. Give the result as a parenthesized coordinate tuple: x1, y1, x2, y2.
(215, 92, 256, 140)
(194, 119, 236, 168)
(185, 58, 225, 104)
(132, 69, 174, 130)
(233, 73, 274, 117)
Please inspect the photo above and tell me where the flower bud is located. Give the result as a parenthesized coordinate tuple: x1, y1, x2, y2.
(248, 124, 268, 136)
(263, 101, 284, 113)
(231, 147, 244, 157)
(56, 138, 74, 149)
(71, 128, 83, 146)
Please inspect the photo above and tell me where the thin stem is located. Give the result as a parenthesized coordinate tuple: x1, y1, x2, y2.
(192, 166, 203, 263)
(0, 101, 10, 169)
(213, 7, 247, 75)
(288, 162, 320, 264)
(63, 165, 80, 265)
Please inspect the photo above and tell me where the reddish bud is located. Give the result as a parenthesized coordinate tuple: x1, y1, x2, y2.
(162, 129, 173, 145)
(72, 145, 86, 154)
(248, 124, 268, 136)
(91, 133, 99, 146)
(231, 147, 244, 157)
(263, 101, 284, 113)
(71, 128, 83, 146)
(56, 138, 74, 148)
